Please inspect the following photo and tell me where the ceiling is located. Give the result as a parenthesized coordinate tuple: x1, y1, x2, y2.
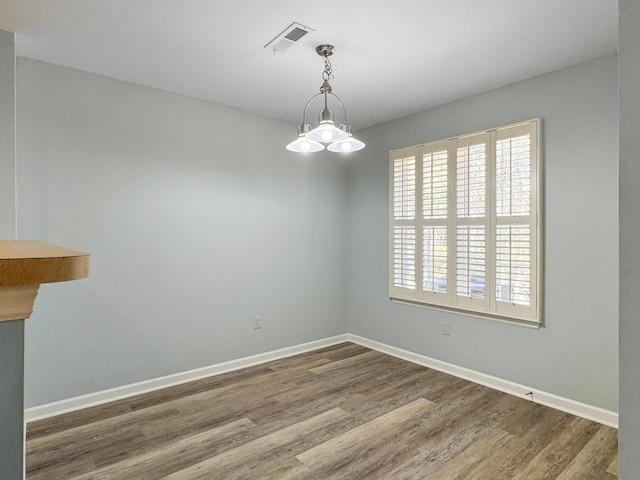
(0, 0, 618, 131)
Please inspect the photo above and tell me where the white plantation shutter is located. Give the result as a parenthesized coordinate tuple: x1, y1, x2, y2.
(390, 153, 418, 296)
(455, 134, 490, 310)
(389, 119, 540, 325)
(421, 144, 450, 302)
(493, 122, 538, 319)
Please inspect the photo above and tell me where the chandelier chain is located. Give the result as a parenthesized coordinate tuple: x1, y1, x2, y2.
(322, 56, 334, 82)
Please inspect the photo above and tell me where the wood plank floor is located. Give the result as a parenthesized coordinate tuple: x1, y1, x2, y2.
(26, 343, 618, 479)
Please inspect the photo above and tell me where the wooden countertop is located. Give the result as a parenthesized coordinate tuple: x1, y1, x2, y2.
(0, 241, 89, 287)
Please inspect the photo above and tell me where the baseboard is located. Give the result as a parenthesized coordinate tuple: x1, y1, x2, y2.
(25, 334, 349, 423)
(347, 334, 618, 429)
(26, 332, 618, 429)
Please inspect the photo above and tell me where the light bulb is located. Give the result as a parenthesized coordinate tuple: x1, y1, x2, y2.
(286, 134, 325, 153)
(308, 122, 349, 143)
(327, 133, 365, 153)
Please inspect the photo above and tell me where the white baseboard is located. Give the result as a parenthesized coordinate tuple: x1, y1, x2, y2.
(26, 332, 618, 429)
(347, 334, 618, 429)
(25, 334, 349, 423)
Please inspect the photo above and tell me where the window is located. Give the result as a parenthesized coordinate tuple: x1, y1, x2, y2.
(389, 119, 541, 326)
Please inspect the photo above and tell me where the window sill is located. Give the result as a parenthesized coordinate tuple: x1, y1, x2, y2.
(390, 296, 542, 329)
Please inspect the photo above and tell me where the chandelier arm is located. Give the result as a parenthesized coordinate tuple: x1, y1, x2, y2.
(301, 92, 324, 125)
(329, 92, 349, 129)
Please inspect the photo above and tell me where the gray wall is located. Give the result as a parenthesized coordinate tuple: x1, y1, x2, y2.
(0, 29, 15, 237)
(348, 54, 619, 412)
(17, 59, 349, 407)
(619, 0, 640, 475)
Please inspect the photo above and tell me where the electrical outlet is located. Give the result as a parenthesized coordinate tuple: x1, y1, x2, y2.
(442, 321, 450, 336)
(253, 315, 262, 329)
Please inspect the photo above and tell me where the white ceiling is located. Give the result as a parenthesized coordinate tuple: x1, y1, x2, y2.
(0, 0, 618, 131)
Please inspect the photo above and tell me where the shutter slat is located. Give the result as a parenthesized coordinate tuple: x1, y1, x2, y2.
(496, 134, 531, 217)
(393, 156, 416, 220)
(457, 143, 486, 218)
(456, 225, 486, 299)
(423, 226, 447, 293)
(423, 150, 448, 219)
(496, 225, 531, 305)
(393, 226, 416, 289)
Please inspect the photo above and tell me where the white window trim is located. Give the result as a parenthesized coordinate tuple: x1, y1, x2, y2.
(389, 119, 542, 327)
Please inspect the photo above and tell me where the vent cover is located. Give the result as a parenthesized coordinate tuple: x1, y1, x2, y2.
(264, 22, 315, 54)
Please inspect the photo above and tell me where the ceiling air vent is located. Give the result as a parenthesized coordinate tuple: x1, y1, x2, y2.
(264, 22, 315, 54)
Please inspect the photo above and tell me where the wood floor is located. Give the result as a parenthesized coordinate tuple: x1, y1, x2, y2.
(26, 343, 618, 479)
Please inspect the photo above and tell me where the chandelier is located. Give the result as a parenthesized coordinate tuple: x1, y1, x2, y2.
(286, 45, 365, 154)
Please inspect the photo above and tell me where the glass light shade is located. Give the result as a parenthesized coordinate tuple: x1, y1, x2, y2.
(327, 134, 366, 153)
(286, 135, 324, 153)
(307, 121, 349, 143)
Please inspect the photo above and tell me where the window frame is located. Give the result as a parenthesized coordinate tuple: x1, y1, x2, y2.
(388, 119, 541, 327)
